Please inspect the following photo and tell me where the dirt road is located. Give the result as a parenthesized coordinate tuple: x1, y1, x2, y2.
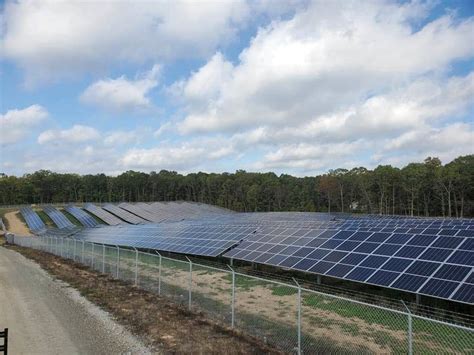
(0, 247, 151, 354)
(4, 211, 31, 236)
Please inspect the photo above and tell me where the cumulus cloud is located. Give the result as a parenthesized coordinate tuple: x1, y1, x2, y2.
(38, 125, 100, 145)
(176, 1, 474, 134)
(2, 0, 292, 85)
(120, 138, 236, 171)
(80, 65, 160, 112)
(0, 105, 48, 145)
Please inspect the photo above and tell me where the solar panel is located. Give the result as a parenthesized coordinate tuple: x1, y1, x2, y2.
(102, 204, 147, 224)
(72, 222, 256, 257)
(20, 206, 46, 232)
(65, 205, 99, 228)
(83, 203, 124, 226)
(118, 203, 163, 222)
(223, 223, 474, 304)
(43, 206, 75, 229)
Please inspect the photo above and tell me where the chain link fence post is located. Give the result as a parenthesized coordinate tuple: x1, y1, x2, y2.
(91, 243, 95, 269)
(81, 240, 85, 264)
(401, 301, 413, 355)
(116, 246, 120, 279)
(102, 244, 105, 273)
(227, 265, 236, 328)
(73, 239, 77, 261)
(185, 256, 192, 311)
(155, 251, 162, 295)
(293, 278, 302, 355)
(134, 248, 138, 286)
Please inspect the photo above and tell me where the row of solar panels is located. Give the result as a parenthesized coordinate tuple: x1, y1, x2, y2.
(18, 205, 473, 304)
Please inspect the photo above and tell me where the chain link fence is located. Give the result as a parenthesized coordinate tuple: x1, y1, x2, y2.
(7, 235, 474, 354)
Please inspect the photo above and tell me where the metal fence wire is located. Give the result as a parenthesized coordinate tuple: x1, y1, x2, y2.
(8, 235, 474, 354)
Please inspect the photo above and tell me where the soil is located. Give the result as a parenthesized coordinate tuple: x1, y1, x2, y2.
(4, 244, 281, 354)
(4, 211, 31, 236)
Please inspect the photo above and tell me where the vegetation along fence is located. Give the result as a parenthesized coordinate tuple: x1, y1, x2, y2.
(7, 235, 474, 354)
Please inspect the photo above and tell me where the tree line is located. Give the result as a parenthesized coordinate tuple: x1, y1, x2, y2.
(0, 155, 473, 217)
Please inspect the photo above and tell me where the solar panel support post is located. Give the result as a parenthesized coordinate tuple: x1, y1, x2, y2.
(293, 278, 302, 355)
(227, 265, 235, 329)
(401, 300, 413, 355)
(116, 246, 120, 279)
(133, 248, 138, 286)
(102, 244, 105, 274)
(155, 251, 162, 295)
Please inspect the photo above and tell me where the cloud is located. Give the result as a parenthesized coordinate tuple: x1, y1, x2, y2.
(2, 0, 289, 85)
(80, 65, 160, 112)
(0, 105, 48, 145)
(176, 1, 474, 134)
(38, 125, 100, 145)
(120, 138, 235, 171)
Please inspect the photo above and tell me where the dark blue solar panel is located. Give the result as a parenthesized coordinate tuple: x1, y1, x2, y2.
(367, 270, 400, 286)
(360, 255, 388, 268)
(386, 233, 412, 244)
(280, 256, 302, 268)
(345, 267, 376, 282)
(336, 241, 361, 251)
(373, 243, 401, 256)
(320, 239, 344, 249)
(434, 264, 471, 281)
(367, 232, 391, 243)
(354, 242, 379, 253)
(458, 238, 474, 251)
(309, 261, 335, 274)
(326, 264, 353, 277)
(440, 229, 458, 236)
(395, 246, 425, 258)
(456, 229, 474, 238)
(432, 236, 464, 249)
(407, 234, 436, 247)
(305, 238, 327, 247)
(324, 251, 348, 262)
(405, 261, 440, 276)
(420, 279, 459, 299)
(347, 231, 372, 241)
(451, 284, 474, 303)
(340, 253, 367, 265)
(447, 251, 474, 266)
(419, 248, 452, 262)
(391, 274, 427, 292)
(381, 258, 412, 272)
(293, 258, 317, 271)
(307, 249, 331, 259)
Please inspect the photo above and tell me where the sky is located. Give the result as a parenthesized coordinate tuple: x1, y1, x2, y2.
(1, 0, 473, 176)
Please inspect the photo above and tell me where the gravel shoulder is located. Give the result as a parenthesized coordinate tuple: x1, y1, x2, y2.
(0, 246, 151, 354)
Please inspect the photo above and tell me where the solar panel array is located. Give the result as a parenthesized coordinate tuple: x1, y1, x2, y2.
(118, 203, 161, 222)
(65, 205, 99, 228)
(102, 204, 146, 224)
(73, 222, 256, 257)
(43, 206, 75, 229)
(224, 221, 474, 304)
(83, 203, 124, 225)
(20, 207, 46, 232)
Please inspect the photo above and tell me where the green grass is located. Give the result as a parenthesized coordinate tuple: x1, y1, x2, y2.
(60, 209, 83, 227)
(221, 274, 268, 290)
(35, 210, 55, 227)
(271, 285, 298, 296)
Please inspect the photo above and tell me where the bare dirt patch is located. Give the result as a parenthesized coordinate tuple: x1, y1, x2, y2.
(4, 211, 31, 236)
(4, 244, 281, 355)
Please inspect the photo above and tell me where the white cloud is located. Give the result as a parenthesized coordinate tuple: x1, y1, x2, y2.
(120, 138, 235, 171)
(103, 130, 142, 146)
(2, 0, 289, 84)
(0, 105, 48, 145)
(80, 65, 160, 112)
(176, 1, 474, 134)
(38, 125, 100, 145)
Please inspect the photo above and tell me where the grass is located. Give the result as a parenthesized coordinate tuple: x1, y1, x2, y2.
(271, 285, 298, 296)
(35, 210, 55, 227)
(221, 274, 269, 290)
(60, 209, 83, 227)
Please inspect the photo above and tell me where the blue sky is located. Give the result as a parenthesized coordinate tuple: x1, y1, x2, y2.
(1, 0, 473, 176)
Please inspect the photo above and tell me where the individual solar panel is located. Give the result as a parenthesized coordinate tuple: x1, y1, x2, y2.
(20, 206, 46, 232)
(64, 205, 99, 228)
(83, 203, 124, 226)
(102, 204, 146, 224)
(43, 206, 75, 229)
(118, 203, 163, 222)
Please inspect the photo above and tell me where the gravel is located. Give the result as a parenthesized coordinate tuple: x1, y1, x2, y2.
(0, 246, 153, 354)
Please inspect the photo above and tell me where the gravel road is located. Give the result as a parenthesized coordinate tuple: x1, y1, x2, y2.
(0, 246, 152, 354)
